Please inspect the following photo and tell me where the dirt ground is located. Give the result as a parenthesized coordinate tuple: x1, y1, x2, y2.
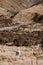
(0, 45, 43, 65)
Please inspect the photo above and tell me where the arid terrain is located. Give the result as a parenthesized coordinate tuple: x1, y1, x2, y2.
(0, 0, 43, 65)
(0, 45, 43, 65)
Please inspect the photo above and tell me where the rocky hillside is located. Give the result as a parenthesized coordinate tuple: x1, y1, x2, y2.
(0, 0, 43, 65)
(0, 0, 32, 12)
(0, 4, 42, 47)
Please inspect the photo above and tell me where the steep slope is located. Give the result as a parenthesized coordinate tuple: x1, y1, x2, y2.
(13, 4, 43, 23)
(0, 0, 32, 12)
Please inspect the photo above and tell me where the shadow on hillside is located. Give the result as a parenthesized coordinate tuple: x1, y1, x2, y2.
(32, 13, 43, 24)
